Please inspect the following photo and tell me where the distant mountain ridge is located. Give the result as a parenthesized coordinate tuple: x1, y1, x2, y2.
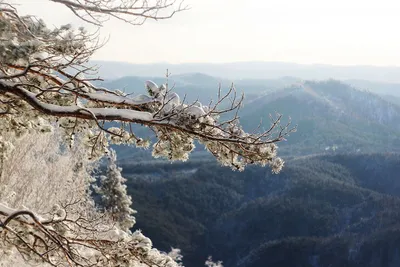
(92, 60, 400, 85)
(242, 80, 400, 126)
(94, 62, 400, 99)
(98, 73, 296, 103)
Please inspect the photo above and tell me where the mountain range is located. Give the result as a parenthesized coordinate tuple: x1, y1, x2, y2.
(92, 60, 400, 82)
(93, 63, 400, 267)
(92, 60, 400, 94)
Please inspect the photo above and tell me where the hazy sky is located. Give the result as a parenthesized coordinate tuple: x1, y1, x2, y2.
(10, 0, 400, 66)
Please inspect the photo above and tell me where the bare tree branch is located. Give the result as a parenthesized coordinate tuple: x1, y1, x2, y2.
(50, 0, 188, 26)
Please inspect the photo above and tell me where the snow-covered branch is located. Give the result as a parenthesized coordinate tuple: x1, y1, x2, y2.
(0, 3, 294, 171)
(0, 77, 293, 171)
(0, 201, 183, 267)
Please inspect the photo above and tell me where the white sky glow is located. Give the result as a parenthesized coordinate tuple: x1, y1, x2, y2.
(9, 0, 400, 66)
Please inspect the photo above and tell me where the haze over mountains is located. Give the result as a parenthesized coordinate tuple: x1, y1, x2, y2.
(94, 60, 400, 93)
(93, 60, 400, 101)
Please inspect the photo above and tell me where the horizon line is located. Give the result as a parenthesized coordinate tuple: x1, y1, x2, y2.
(91, 59, 400, 68)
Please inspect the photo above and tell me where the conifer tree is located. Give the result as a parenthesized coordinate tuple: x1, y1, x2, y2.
(95, 149, 136, 232)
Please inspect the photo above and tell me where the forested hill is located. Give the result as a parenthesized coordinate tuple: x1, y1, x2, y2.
(122, 153, 400, 267)
(239, 80, 400, 156)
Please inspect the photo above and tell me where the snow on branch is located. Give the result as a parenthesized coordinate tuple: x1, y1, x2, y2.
(0, 201, 182, 266)
(0, 132, 185, 266)
(0, 4, 295, 171)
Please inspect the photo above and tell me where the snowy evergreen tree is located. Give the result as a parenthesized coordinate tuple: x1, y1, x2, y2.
(95, 149, 136, 231)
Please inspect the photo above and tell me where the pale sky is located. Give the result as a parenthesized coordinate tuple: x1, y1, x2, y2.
(10, 0, 400, 66)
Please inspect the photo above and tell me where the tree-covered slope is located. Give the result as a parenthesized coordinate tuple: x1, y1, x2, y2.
(121, 153, 400, 267)
(239, 80, 400, 156)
